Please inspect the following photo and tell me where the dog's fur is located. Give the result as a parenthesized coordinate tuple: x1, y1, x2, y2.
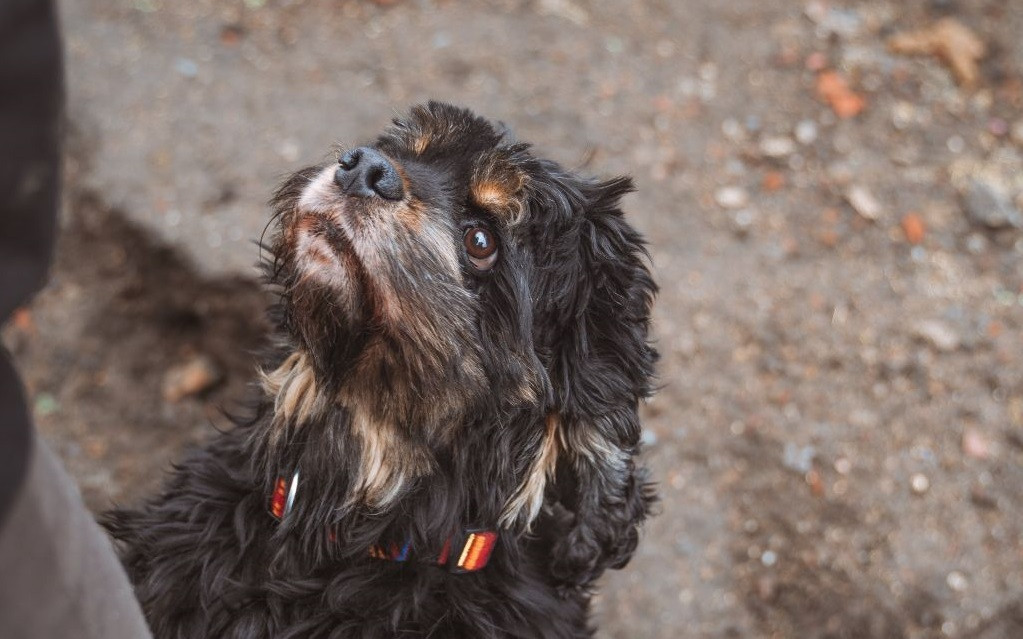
(103, 103, 657, 639)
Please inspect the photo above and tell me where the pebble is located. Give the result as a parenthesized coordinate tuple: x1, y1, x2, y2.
(783, 443, 816, 474)
(715, 186, 749, 209)
(174, 57, 199, 78)
(794, 120, 818, 145)
(759, 136, 796, 159)
(946, 571, 968, 592)
(760, 550, 778, 567)
(891, 101, 916, 130)
(962, 180, 1023, 230)
(162, 355, 223, 402)
(34, 392, 59, 417)
(845, 186, 882, 221)
(962, 428, 991, 460)
(913, 319, 961, 352)
(965, 233, 988, 254)
(987, 118, 1009, 138)
(1012, 120, 1023, 146)
(732, 208, 756, 236)
(910, 473, 931, 495)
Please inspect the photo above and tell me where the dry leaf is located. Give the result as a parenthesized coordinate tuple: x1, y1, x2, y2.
(162, 355, 223, 402)
(889, 18, 986, 87)
(762, 171, 786, 192)
(815, 71, 866, 118)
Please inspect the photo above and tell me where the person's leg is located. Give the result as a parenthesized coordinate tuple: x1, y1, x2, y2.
(0, 385, 152, 638)
(0, 0, 152, 635)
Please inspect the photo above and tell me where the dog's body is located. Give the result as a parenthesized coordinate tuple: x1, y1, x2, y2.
(104, 103, 657, 638)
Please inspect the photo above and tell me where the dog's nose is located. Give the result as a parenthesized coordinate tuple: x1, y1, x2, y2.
(334, 147, 404, 201)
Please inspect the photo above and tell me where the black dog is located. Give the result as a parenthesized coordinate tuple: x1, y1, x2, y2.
(104, 103, 657, 638)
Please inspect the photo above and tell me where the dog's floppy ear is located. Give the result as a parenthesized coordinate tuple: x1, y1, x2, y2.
(545, 174, 658, 587)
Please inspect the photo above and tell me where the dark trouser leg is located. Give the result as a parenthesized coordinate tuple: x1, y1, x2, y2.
(0, 426, 152, 638)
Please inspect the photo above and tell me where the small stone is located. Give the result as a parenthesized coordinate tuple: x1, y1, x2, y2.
(794, 120, 818, 145)
(962, 180, 1023, 230)
(732, 208, 757, 236)
(910, 473, 930, 495)
(947, 135, 965, 154)
(783, 443, 815, 474)
(640, 429, 658, 446)
(759, 136, 796, 159)
(34, 392, 59, 417)
(162, 355, 223, 403)
(962, 428, 990, 460)
(834, 457, 852, 475)
(891, 101, 916, 130)
(536, 0, 590, 26)
(987, 118, 1009, 137)
(174, 57, 198, 78)
(965, 233, 988, 254)
(914, 319, 961, 352)
(715, 186, 749, 209)
(845, 185, 882, 221)
(946, 570, 968, 592)
(760, 550, 778, 567)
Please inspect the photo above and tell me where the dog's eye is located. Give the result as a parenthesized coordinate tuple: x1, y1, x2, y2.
(463, 227, 498, 271)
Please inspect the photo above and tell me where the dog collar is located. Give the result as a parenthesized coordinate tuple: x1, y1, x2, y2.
(269, 474, 498, 573)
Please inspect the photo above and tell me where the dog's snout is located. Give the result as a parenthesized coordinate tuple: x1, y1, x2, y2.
(334, 147, 404, 201)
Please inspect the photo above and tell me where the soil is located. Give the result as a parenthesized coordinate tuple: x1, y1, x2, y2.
(3, 0, 1023, 637)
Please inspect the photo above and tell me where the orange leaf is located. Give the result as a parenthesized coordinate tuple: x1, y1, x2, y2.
(816, 71, 866, 118)
(901, 213, 926, 244)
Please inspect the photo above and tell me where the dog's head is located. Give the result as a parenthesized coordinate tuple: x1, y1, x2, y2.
(265, 102, 655, 508)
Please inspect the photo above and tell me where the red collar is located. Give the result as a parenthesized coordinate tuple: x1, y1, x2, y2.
(270, 473, 499, 573)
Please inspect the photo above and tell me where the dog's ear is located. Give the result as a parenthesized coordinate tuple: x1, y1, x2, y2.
(545, 175, 658, 587)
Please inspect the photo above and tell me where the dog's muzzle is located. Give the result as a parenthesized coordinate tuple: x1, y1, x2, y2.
(334, 147, 404, 201)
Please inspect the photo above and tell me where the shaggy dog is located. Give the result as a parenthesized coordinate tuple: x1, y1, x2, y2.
(104, 102, 657, 638)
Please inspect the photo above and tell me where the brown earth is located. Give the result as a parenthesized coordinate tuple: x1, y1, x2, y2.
(4, 0, 1023, 637)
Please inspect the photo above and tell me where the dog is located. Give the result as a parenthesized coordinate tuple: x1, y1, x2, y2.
(103, 102, 657, 638)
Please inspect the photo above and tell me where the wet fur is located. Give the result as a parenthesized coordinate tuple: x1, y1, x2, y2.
(103, 103, 658, 638)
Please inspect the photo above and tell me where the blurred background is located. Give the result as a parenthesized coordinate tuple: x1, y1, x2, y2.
(2, 0, 1022, 637)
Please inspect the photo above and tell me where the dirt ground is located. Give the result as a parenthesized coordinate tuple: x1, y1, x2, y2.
(3, 0, 1023, 637)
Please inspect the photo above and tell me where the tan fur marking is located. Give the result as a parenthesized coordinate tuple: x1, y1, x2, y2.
(412, 135, 430, 155)
(474, 182, 513, 210)
(471, 158, 528, 224)
(346, 403, 432, 509)
(499, 414, 560, 530)
(259, 352, 324, 427)
(394, 201, 424, 232)
(559, 418, 627, 472)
